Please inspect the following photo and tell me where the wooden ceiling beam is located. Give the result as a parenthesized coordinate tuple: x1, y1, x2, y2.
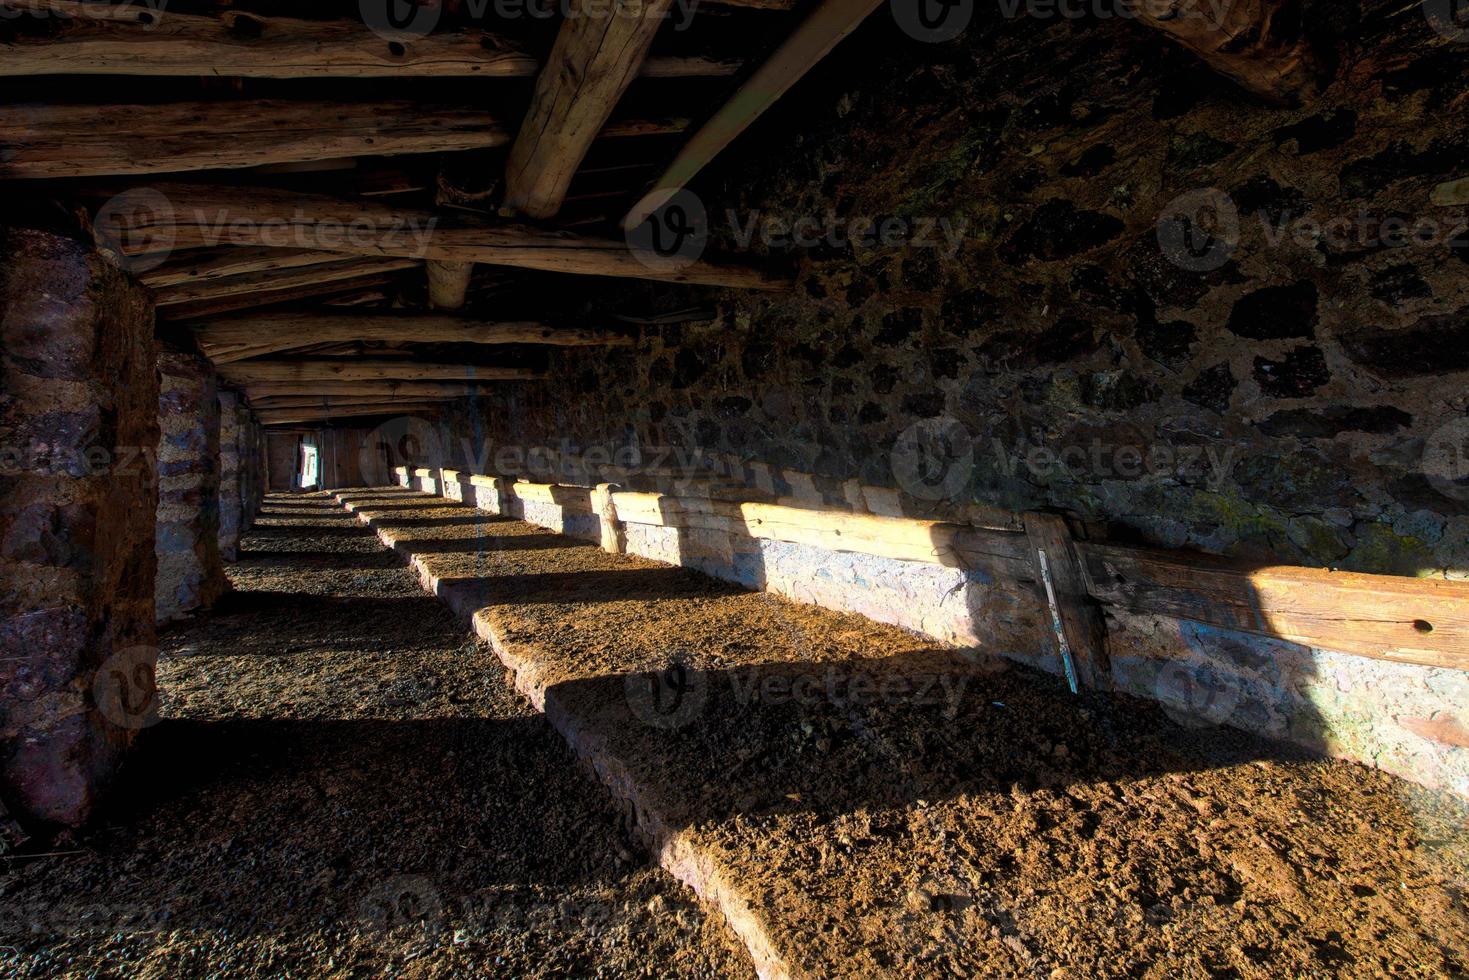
(0, 2, 739, 79)
(155, 275, 403, 321)
(1132, 0, 1324, 102)
(244, 381, 503, 399)
(257, 403, 448, 424)
(152, 258, 421, 307)
(0, 101, 689, 179)
(139, 247, 352, 289)
(624, 0, 883, 231)
(194, 313, 631, 363)
(502, 0, 677, 220)
(221, 360, 541, 383)
(250, 395, 466, 409)
(99, 183, 787, 289)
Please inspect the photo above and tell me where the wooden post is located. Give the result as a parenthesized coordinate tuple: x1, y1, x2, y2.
(593, 483, 626, 555)
(1023, 512, 1110, 692)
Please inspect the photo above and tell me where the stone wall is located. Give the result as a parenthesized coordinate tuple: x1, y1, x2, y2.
(457, 3, 1469, 580)
(0, 228, 159, 828)
(217, 391, 242, 562)
(156, 350, 225, 622)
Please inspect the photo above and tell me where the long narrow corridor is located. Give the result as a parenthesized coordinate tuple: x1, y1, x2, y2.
(0, 496, 753, 978)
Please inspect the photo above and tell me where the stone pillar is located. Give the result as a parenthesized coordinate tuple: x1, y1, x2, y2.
(217, 391, 242, 562)
(156, 349, 226, 622)
(0, 228, 159, 829)
(238, 408, 261, 533)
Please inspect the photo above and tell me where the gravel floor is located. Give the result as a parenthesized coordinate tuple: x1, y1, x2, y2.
(0, 495, 754, 979)
(339, 487, 1469, 978)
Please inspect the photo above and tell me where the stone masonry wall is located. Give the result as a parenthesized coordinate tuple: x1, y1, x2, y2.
(0, 228, 159, 828)
(156, 350, 225, 622)
(217, 390, 241, 562)
(462, 2, 1469, 580)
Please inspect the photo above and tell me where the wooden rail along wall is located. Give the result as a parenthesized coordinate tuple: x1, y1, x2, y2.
(423, 472, 1469, 677)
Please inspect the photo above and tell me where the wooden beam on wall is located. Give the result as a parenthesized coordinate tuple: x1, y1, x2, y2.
(0, 102, 690, 179)
(0, 1, 738, 79)
(502, 0, 676, 219)
(623, 0, 884, 231)
(99, 184, 788, 289)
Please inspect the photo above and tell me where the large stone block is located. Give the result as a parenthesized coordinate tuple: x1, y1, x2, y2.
(156, 350, 226, 622)
(0, 228, 158, 829)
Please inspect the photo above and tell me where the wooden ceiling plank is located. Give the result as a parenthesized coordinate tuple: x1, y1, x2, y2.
(99, 183, 787, 289)
(623, 0, 883, 231)
(153, 257, 421, 307)
(502, 0, 677, 220)
(0, 102, 690, 180)
(195, 313, 632, 363)
(0, 2, 738, 79)
(222, 360, 542, 383)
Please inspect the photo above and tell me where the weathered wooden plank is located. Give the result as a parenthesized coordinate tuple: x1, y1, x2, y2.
(193, 312, 625, 354)
(1024, 512, 1109, 691)
(139, 247, 350, 289)
(195, 313, 631, 362)
(245, 381, 494, 399)
(153, 257, 420, 306)
(222, 360, 540, 383)
(1076, 542, 1469, 670)
(0, 101, 689, 179)
(503, 0, 676, 219)
(154, 275, 404, 321)
(0, 2, 738, 79)
(250, 394, 465, 409)
(623, 0, 883, 230)
(97, 183, 788, 289)
(258, 402, 447, 424)
(1132, 0, 1324, 102)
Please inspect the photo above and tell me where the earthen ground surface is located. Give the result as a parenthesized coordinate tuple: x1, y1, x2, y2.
(339, 487, 1469, 978)
(0, 495, 753, 979)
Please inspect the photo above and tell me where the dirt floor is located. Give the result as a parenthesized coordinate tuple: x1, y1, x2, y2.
(336, 487, 1469, 978)
(0, 495, 755, 979)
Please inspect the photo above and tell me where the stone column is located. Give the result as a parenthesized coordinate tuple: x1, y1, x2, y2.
(156, 349, 227, 622)
(0, 228, 159, 828)
(217, 391, 242, 562)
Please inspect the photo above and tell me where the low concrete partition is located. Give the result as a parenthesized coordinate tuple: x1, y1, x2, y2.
(431, 470, 1469, 798)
